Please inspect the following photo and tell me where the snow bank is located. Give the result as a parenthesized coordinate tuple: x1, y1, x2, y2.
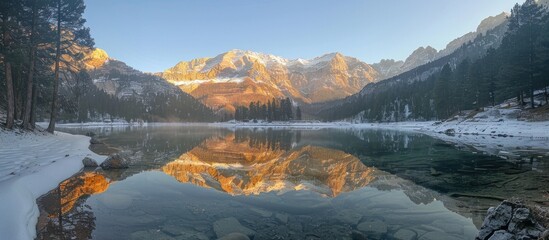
(0, 130, 106, 240)
(37, 120, 140, 128)
(419, 106, 549, 139)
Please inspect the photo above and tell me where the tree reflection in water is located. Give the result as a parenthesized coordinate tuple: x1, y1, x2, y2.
(37, 172, 110, 240)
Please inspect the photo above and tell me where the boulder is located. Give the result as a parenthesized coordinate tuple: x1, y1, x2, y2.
(213, 217, 255, 239)
(476, 200, 547, 240)
(90, 137, 102, 144)
(508, 207, 530, 233)
(444, 128, 456, 136)
(357, 220, 387, 238)
(82, 157, 98, 167)
(85, 132, 96, 137)
(393, 228, 417, 240)
(217, 232, 250, 240)
(130, 230, 175, 240)
(100, 153, 129, 170)
(487, 230, 513, 240)
(420, 231, 462, 240)
(351, 230, 368, 240)
(540, 230, 549, 239)
(478, 201, 513, 240)
(275, 213, 288, 224)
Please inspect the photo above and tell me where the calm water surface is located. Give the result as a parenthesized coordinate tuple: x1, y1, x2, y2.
(36, 126, 549, 240)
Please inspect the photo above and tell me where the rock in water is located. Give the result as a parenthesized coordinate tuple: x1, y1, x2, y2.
(217, 232, 250, 240)
(420, 231, 462, 240)
(100, 153, 129, 170)
(356, 220, 387, 238)
(130, 230, 174, 240)
(393, 229, 417, 240)
(476, 200, 547, 240)
(540, 230, 549, 239)
(85, 132, 96, 137)
(90, 137, 102, 144)
(82, 157, 98, 167)
(275, 213, 288, 224)
(213, 217, 255, 239)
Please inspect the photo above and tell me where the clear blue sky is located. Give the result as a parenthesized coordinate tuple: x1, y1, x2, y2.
(83, 0, 520, 72)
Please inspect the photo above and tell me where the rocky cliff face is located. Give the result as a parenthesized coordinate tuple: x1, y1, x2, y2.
(440, 12, 509, 57)
(400, 46, 439, 73)
(373, 12, 509, 80)
(83, 48, 110, 69)
(83, 48, 182, 100)
(160, 50, 379, 113)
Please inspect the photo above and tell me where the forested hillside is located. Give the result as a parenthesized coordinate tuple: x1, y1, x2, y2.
(318, 0, 549, 122)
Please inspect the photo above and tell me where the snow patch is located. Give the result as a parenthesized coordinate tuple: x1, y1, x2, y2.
(0, 130, 106, 240)
(172, 77, 247, 86)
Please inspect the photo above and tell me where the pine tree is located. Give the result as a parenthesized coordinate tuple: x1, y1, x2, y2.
(500, 0, 545, 108)
(0, 0, 21, 129)
(47, 0, 93, 133)
(296, 106, 302, 120)
(434, 64, 453, 119)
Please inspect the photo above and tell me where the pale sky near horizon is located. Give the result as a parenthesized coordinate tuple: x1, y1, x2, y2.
(83, 0, 520, 72)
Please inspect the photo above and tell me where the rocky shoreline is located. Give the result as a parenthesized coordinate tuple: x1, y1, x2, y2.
(476, 200, 548, 240)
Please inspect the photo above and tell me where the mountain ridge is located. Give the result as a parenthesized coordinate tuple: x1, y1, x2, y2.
(372, 12, 509, 80)
(159, 49, 379, 113)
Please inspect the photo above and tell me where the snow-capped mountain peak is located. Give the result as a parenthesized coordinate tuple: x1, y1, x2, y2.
(159, 50, 379, 113)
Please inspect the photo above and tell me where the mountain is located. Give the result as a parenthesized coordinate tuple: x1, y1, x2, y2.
(85, 49, 180, 99)
(316, 12, 510, 121)
(400, 46, 439, 73)
(439, 12, 509, 57)
(73, 48, 216, 122)
(373, 12, 509, 80)
(159, 50, 379, 113)
(370, 59, 404, 81)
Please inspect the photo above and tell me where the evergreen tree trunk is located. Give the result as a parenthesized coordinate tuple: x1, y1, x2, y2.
(15, 64, 23, 120)
(47, 0, 62, 133)
(545, 87, 549, 104)
(2, 16, 15, 129)
(30, 84, 37, 129)
(22, 0, 37, 130)
(4, 61, 15, 129)
(530, 87, 535, 108)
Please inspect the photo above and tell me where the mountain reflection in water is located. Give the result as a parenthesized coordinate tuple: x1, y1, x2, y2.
(162, 133, 379, 197)
(35, 126, 546, 240)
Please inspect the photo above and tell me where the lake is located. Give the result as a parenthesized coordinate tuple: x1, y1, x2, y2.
(35, 125, 549, 240)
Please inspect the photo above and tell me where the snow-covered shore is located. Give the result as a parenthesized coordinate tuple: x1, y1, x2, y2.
(0, 129, 106, 240)
(36, 121, 140, 128)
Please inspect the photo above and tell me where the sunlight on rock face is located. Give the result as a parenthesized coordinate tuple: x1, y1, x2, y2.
(84, 48, 109, 69)
(162, 134, 380, 197)
(161, 50, 379, 113)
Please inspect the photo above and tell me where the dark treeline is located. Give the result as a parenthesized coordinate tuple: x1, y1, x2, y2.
(56, 69, 215, 123)
(321, 0, 549, 122)
(232, 97, 302, 122)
